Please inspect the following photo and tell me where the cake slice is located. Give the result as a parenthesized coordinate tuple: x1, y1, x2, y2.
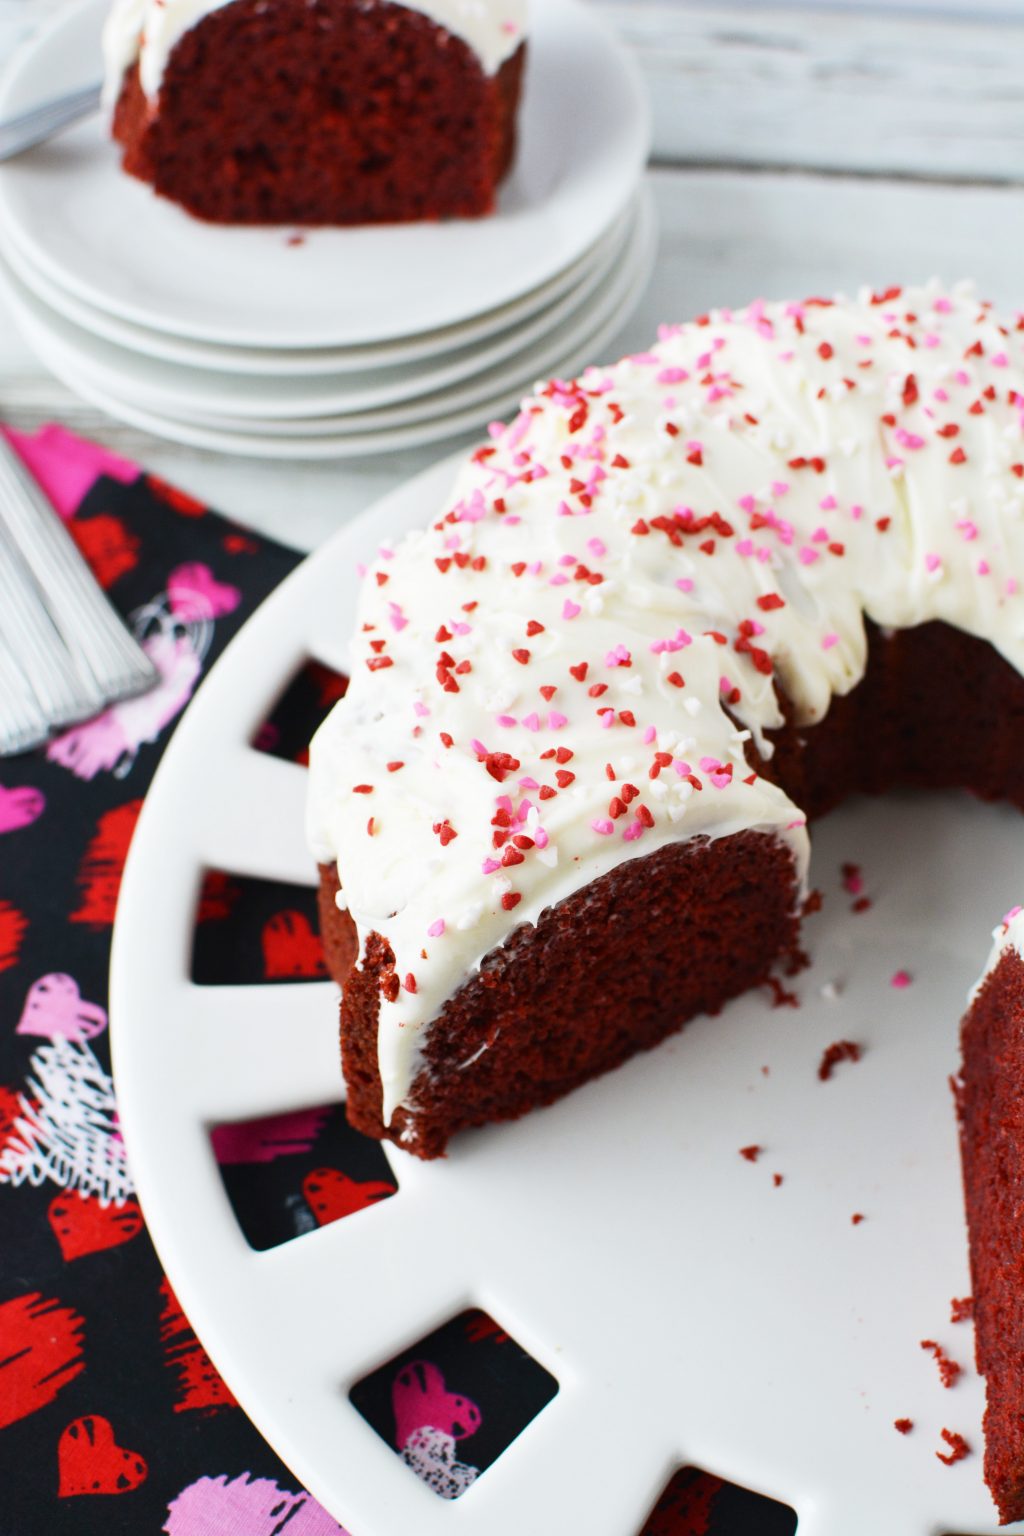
(103, 0, 527, 224)
(957, 909, 1024, 1527)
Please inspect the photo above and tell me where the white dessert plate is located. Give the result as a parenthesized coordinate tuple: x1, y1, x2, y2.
(112, 454, 1024, 1536)
(0, 0, 649, 348)
(0, 195, 647, 423)
(1, 192, 632, 379)
(9, 200, 656, 458)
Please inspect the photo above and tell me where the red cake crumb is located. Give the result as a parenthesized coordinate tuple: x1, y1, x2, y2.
(950, 1296, 974, 1323)
(840, 862, 864, 895)
(894, 1418, 914, 1435)
(936, 1428, 970, 1465)
(921, 1340, 963, 1389)
(841, 862, 872, 912)
(851, 1213, 865, 1225)
(767, 976, 799, 1008)
(818, 1039, 863, 1080)
(773, 1173, 783, 1187)
(891, 969, 913, 989)
(739, 1145, 762, 1163)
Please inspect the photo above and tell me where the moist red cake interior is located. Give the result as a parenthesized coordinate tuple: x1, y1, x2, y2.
(112, 0, 525, 225)
(958, 950, 1024, 1525)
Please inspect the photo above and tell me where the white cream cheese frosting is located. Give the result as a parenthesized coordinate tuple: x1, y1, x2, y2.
(976, 905, 1024, 997)
(102, 0, 528, 104)
(307, 279, 1024, 1127)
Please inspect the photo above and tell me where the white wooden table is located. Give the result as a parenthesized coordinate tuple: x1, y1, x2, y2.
(2, 0, 1023, 551)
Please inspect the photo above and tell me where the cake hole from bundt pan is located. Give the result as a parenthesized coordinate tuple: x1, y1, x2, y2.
(191, 868, 328, 986)
(251, 657, 349, 766)
(349, 1308, 558, 1501)
(209, 1102, 397, 1251)
(637, 1463, 797, 1535)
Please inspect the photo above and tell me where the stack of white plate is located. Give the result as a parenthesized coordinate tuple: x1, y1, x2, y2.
(0, 0, 653, 460)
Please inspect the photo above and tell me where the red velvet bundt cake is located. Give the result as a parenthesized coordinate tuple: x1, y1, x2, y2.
(307, 279, 1024, 1519)
(102, 0, 526, 224)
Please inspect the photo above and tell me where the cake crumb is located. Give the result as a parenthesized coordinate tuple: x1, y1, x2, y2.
(851, 1212, 865, 1225)
(936, 1428, 970, 1465)
(921, 1340, 962, 1388)
(842, 862, 872, 913)
(950, 1296, 973, 1323)
(739, 1144, 762, 1162)
(818, 1039, 862, 1080)
(891, 969, 913, 989)
(819, 978, 842, 1000)
(286, 232, 307, 246)
(893, 1418, 913, 1435)
(841, 862, 864, 895)
(773, 1172, 783, 1187)
(767, 976, 799, 1009)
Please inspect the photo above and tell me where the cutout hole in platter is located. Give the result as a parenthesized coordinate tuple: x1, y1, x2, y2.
(210, 1102, 397, 1252)
(252, 657, 350, 766)
(349, 1308, 559, 1501)
(191, 869, 327, 985)
(637, 1464, 797, 1535)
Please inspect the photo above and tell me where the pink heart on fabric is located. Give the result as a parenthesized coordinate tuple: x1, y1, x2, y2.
(167, 562, 241, 620)
(17, 974, 107, 1043)
(0, 785, 45, 835)
(392, 1360, 481, 1451)
(164, 1473, 344, 1536)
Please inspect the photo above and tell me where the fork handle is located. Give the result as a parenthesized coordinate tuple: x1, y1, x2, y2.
(0, 433, 158, 704)
(0, 83, 103, 162)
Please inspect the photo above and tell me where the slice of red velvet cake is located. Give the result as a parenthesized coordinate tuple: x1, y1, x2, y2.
(102, 0, 527, 224)
(957, 908, 1024, 1527)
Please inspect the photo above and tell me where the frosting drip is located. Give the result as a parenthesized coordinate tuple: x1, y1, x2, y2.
(306, 280, 1024, 1126)
(102, 0, 528, 104)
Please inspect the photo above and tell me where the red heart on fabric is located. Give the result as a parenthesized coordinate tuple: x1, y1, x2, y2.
(0, 1293, 84, 1430)
(48, 1193, 144, 1262)
(0, 784, 45, 835)
(0, 901, 27, 974)
(148, 475, 205, 517)
(68, 514, 140, 590)
(262, 911, 328, 980)
(58, 1415, 148, 1496)
(302, 1168, 394, 1226)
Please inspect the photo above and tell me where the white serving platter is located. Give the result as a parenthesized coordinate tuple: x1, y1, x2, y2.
(0, 0, 649, 348)
(111, 453, 1024, 1536)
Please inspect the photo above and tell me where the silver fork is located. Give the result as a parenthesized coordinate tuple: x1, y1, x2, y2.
(0, 434, 157, 756)
(0, 82, 102, 162)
